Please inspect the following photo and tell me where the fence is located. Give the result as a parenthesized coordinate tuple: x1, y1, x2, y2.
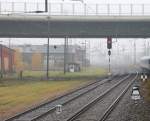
(1, 2, 150, 16)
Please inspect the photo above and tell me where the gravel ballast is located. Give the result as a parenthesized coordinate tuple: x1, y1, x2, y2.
(106, 80, 150, 121)
(36, 77, 125, 121)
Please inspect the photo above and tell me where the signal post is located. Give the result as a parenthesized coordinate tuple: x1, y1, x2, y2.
(107, 37, 112, 75)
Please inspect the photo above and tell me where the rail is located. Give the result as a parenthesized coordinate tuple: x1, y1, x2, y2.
(66, 73, 138, 121)
(99, 72, 138, 121)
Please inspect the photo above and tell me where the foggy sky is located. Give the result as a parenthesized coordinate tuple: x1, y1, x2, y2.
(1, 0, 150, 4)
(0, 0, 149, 66)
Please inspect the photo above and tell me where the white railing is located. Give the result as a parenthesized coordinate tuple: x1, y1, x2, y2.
(0, 2, 150, 16)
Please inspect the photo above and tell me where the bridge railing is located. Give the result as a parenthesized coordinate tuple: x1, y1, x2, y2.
(0, 2, 150, 16)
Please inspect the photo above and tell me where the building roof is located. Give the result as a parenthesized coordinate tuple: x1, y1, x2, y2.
(12, 44, 83, 54)
(0, 44, 15, 52)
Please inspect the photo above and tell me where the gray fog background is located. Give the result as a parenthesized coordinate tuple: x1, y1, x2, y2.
(0, 0, 149, 66)
(1, 0, 150, 4)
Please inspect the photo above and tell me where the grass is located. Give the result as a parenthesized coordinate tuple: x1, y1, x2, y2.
(22, 67, 106, 78)
(0, 79, 92, 119)
(0, 67, 106, 119)
(0, 67, 106, 80)
(143, 80, 150, 102)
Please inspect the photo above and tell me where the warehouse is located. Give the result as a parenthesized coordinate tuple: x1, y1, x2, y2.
(12, 44, 88, 71)
(0, 44, 15, 74)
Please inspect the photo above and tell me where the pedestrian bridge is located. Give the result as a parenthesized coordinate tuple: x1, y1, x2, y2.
(1, 2, 150, 38)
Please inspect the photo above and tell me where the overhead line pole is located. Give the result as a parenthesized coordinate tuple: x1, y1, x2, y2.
(134, 40, 136, 65)
(46, 32, 50, 78)
(0, 44, 3, 78)
(8, 38, 12, 73)
(108, 55, 110, 73)
(64, 37, 67, 74)
(45, 0, 48, 12)
(45, 0, 50, 79)
(85, 40, 86, 71)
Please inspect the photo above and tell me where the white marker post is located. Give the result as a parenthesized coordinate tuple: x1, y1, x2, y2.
(56, 104, 62, 114)
(141, 75, 143, 80)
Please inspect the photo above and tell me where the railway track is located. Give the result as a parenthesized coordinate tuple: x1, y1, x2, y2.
(66, 73, 138, 121)
(34, 75, 128, 121)
(23, 75, 129, 121)
(5, 76, 116, 121)
(5, 74, 134, 121)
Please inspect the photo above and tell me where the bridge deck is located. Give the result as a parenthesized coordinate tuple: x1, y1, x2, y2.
(1, 15, 150, 38)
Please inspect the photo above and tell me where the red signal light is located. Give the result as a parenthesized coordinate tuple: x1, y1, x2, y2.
(107, 37, 112, 49)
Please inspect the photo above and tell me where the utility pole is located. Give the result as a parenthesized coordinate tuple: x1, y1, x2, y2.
(134, 40, 136, 65)
(89, 40, 90, 66)
(46, 38, 50, 79)
(45, 0, 50, 79)
(144, 40, 146, 55)
(85, 40, 87, 71)
(0, 41, 3, 78)
(46, 15, 50, 79)
(8, 38, 12, 73)
(81, 41, 86, 70)
(0, 44, 3, 78)
(45, 0, 48, 12)
(64, 37, 68, 74)
(148, 42, 149, 56)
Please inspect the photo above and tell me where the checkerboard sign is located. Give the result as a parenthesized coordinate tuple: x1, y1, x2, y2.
(141, 74, 147, 82)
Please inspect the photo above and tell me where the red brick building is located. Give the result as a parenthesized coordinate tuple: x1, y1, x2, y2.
(0, 44, 15, 73)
